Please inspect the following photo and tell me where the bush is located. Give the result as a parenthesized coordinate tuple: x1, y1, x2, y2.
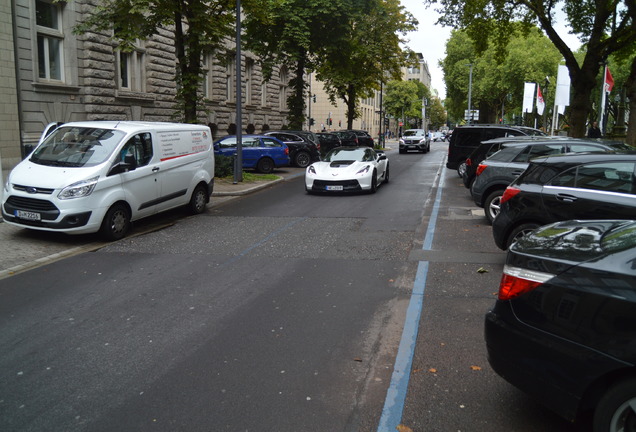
(215, 154, 235, 178)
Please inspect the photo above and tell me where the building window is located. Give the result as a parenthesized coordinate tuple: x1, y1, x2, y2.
(261, 81, 267, 107)
(226, 57, 235, 102)
(279, 67, 288, 111)
(201, 54, 209, 98)
(36, 0, 64, 81)
(118, 42, 145, 91)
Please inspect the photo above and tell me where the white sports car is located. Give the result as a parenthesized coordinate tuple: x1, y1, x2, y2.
(305, 146, 389, 193)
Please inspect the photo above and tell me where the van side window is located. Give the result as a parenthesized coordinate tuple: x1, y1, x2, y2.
(121, 133, 153, 166)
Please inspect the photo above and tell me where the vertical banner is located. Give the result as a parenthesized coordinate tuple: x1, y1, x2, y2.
(555, 65, 571, 108)
(523, 82, 536, 113)
(536, 86, 545, 115)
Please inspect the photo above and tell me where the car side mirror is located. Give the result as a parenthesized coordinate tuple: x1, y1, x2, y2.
(378, 154, 387, 161)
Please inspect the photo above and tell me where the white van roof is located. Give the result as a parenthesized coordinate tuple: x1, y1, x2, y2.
(56, 121, 209, 134)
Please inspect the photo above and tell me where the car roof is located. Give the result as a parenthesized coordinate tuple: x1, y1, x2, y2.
(529, 150, 636, 165)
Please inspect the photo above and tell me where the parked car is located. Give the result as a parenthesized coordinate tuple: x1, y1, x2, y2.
(263, 130, 321, 168)
(315, 132, 342, 156)
(332, 130, 358, 147)
(447, 124, 545, 176)
(492, 152, 636, 250)
(471, 139, 630, 223)
(2, 121, 215, 240)
(399, 129, 430, 153)
(485, 218, 636, 430)
(305, 146, 389, 194)
(213, 135, 289, 174)
(462, 136, 572, 189)
(344, 129, 375, 147)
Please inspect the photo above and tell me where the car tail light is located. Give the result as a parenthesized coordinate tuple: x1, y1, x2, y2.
(355, 137, 359, 145)
(284, 147, 289, 155)
(466, 158, 472, 167)
(476, 164, 487, 176)
(498, 265, 554, 300)
(500, 186, 521, 204)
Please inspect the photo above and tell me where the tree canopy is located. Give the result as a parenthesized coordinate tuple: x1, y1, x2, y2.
(428, 0, 636, 138)
(75, 0, 236, 123)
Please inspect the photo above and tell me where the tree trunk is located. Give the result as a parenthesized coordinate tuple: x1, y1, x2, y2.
(346, 84, 356, 129)
(287, 54, 307, 130)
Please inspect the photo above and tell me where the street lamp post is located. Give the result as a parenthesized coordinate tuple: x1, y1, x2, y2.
(233, 0, 243, 183)
(466, 63, 473, 124)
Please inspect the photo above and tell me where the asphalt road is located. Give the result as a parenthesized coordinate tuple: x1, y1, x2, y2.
(0, 143, 578, 432)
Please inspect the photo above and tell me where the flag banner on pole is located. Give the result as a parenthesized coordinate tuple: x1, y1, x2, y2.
(605, 66, 614, 93)
(523, 82, 536, 113)
(536, 85, 545, 115)
(555, 65, 570, 108)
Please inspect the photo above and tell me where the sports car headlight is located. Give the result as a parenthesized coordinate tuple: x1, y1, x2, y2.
(58, 176, 99, 200)
(308, 165, 316, 175)
(356, 165, 370, 175)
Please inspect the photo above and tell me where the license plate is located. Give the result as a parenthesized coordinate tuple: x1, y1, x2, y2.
(326, 185, 343, 191)
(15, 210, 41, 221)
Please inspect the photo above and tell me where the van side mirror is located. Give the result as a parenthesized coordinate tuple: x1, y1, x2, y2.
(107, 154, 137, 176)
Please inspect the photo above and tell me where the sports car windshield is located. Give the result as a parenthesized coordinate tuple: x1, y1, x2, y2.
(324, 148, 374, 162)
(30, 126, 125, 168)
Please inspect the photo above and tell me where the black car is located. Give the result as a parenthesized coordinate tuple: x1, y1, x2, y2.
(462, 136, 573, 189)
(471, 139, 630, 223)
(492, 152, 636, 250)
(485, 219, 636, 430)
(332, 130, 358, 147)
(263, 130, 321, 168)
(447, 124, 545, 176)
(346, 129, 374, 147)
(315, 132, 342, 156)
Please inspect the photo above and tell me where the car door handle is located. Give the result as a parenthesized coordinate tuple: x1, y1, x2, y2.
(556, 193, 577, 203)
(152, 167, 160, 173)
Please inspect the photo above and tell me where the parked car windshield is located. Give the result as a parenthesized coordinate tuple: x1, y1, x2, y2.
(324, 147, 373, 162)
(30, 126, 125, 168)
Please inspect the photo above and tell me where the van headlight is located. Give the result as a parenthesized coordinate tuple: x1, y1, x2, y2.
(58, 176, 99, 200)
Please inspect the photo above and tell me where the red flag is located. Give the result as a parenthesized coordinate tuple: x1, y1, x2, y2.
(536, 85, 545, 115)
(604, 67, 614, 93)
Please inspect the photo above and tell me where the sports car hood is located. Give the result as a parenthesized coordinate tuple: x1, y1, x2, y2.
(311, 160, 371, 176)
(510, 219, 636, 264)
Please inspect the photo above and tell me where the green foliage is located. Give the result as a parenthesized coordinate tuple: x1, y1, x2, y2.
(427, 0, 636, 137)
(428, 98, 448, 129)
(441, 26, 561, 124)
(215, 154, 235, 178)
(384, 80, 423, 121)
(74, 0, 236, 123)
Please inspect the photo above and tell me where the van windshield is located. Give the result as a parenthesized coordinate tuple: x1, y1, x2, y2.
(30, 126, 126, 168)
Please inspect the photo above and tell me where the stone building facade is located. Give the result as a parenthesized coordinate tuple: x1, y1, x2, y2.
(5, 0, 289, 178)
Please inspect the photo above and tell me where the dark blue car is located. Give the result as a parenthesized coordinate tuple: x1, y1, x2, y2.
(213, 135, 290, 174)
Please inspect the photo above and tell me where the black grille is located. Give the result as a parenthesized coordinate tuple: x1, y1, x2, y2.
(312, 179, 361, 192)
(5, 196, 58, 212)
(12, 184, 55, 195)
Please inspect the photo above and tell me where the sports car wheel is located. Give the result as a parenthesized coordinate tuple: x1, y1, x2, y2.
(370, 169, 378, 193)
(294, 151, 311, 168)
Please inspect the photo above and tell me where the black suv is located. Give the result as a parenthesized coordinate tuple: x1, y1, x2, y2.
(337, 130, 374, 147)
(315, 132, 342, 156)
(263, 130, 321, 167)
(492, 152, 636, 249)
(471, 139, 630, 223)
(447, 124, 544, 176)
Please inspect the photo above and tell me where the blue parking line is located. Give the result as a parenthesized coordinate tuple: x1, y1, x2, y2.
(377, 164, 446, 432)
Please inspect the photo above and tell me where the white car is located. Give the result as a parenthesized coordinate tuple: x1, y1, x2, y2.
(305, 147, 389, 193)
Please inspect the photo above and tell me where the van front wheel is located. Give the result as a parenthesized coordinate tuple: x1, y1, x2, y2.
(189, 184, 208, 215)
(100, 203, 130, 241)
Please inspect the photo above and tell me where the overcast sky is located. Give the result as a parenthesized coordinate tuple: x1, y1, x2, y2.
(399, 0, 582, 99)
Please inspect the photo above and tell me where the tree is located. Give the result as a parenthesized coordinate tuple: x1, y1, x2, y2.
(244, 0, 349, 130)
(384, 80, 422, 128)
(75, 0, 236, 123)
(316, 0, 417, 129)
(428, 97, 447, 129)
(429, 0, 636, 137)
(441, 26, 561, 126)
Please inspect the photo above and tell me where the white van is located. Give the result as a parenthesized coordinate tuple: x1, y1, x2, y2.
(2, 121, 215, 240)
